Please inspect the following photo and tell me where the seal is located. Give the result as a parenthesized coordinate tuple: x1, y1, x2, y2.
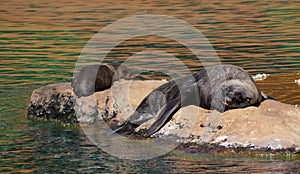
(113, 64, 273, 137)
(72, 63, 135, 97)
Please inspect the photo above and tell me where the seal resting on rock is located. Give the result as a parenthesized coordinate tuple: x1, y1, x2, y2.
(72, 63, 135, 97)
(113, 64, 273, 137)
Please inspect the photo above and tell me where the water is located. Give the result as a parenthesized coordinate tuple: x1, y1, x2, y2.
(1, 0, 299, 173)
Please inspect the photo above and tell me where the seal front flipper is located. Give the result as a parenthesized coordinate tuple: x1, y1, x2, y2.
(111, 121, 139, 136)
(145, 84, 200, 137)
(144, 96, 181, 138)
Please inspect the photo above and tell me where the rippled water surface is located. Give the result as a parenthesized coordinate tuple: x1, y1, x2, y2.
(1, 0, 299, 173)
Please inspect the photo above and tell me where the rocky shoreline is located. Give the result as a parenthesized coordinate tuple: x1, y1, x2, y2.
(26, 80, 300, 154)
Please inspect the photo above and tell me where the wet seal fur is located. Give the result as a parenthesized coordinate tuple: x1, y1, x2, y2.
(113, 64, 273, 137)
(72, 63, 135, 97)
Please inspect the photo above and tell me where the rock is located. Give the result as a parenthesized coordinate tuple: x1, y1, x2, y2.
(26, 83, 76, 124)
(155, 100, 300, 150)
(73, 94, 99, 123)
(26, 80, 166, 124)
(27, 80, 300, 150)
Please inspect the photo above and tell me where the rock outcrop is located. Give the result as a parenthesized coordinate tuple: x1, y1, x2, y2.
(27, 80, 300, 150)
(27, 83, 76, 124)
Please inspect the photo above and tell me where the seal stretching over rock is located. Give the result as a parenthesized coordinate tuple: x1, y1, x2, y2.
(114, 64, 273, 137)
(72, 63, 135, 97)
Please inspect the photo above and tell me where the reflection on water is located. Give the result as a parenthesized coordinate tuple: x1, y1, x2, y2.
(1, 0, 299, 173)
(169, 154, 300, 173)
(2, 120, 300, 173)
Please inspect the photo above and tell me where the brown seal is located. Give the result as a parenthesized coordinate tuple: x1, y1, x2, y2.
(113, 64, 273, 137)
(72, 63, 135, 97)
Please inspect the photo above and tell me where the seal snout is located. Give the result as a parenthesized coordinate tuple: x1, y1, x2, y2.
(223, 96, 232, 107)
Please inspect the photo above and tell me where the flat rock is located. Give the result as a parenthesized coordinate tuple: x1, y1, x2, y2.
(27, 80, 300, 150)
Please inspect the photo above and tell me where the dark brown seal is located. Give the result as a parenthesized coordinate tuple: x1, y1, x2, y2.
(72, 63, 135, 97)
(113, 64, 273, 137)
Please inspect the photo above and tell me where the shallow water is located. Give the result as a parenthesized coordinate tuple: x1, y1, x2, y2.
(1, 0, 299, 173)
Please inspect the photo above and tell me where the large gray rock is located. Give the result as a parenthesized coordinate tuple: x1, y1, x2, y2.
(27, 80, 300, 150)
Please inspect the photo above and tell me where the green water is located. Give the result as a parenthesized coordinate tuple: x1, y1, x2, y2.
(1, 0, 300, 173)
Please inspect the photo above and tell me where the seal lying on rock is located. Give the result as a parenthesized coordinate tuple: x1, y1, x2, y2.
(114, 64, 273, 137)
(72, 63, 135, 97)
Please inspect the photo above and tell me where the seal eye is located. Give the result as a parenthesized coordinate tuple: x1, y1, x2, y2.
(246, 97, 251, 103)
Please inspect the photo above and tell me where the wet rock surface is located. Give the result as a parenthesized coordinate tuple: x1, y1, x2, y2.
(27, 83, 77, 124)
(27, 80, 300, 151)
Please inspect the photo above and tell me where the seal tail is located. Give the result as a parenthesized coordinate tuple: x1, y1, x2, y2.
(144, 96, 182, 138)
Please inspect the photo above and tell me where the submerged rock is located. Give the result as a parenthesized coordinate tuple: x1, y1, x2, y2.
(27, 80, 300, 150)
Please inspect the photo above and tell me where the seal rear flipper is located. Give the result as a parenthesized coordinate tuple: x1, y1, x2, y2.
(111, 121, 138, 136)
(261, 92, 276, 100)
(144, 96, 181, 138)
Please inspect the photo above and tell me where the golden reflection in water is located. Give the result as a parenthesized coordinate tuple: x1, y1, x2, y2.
(1, 0, 300, 173)
(169, 153, 300, 173)
(257, 74, 300, 105)
(1, 0, 299, 88)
